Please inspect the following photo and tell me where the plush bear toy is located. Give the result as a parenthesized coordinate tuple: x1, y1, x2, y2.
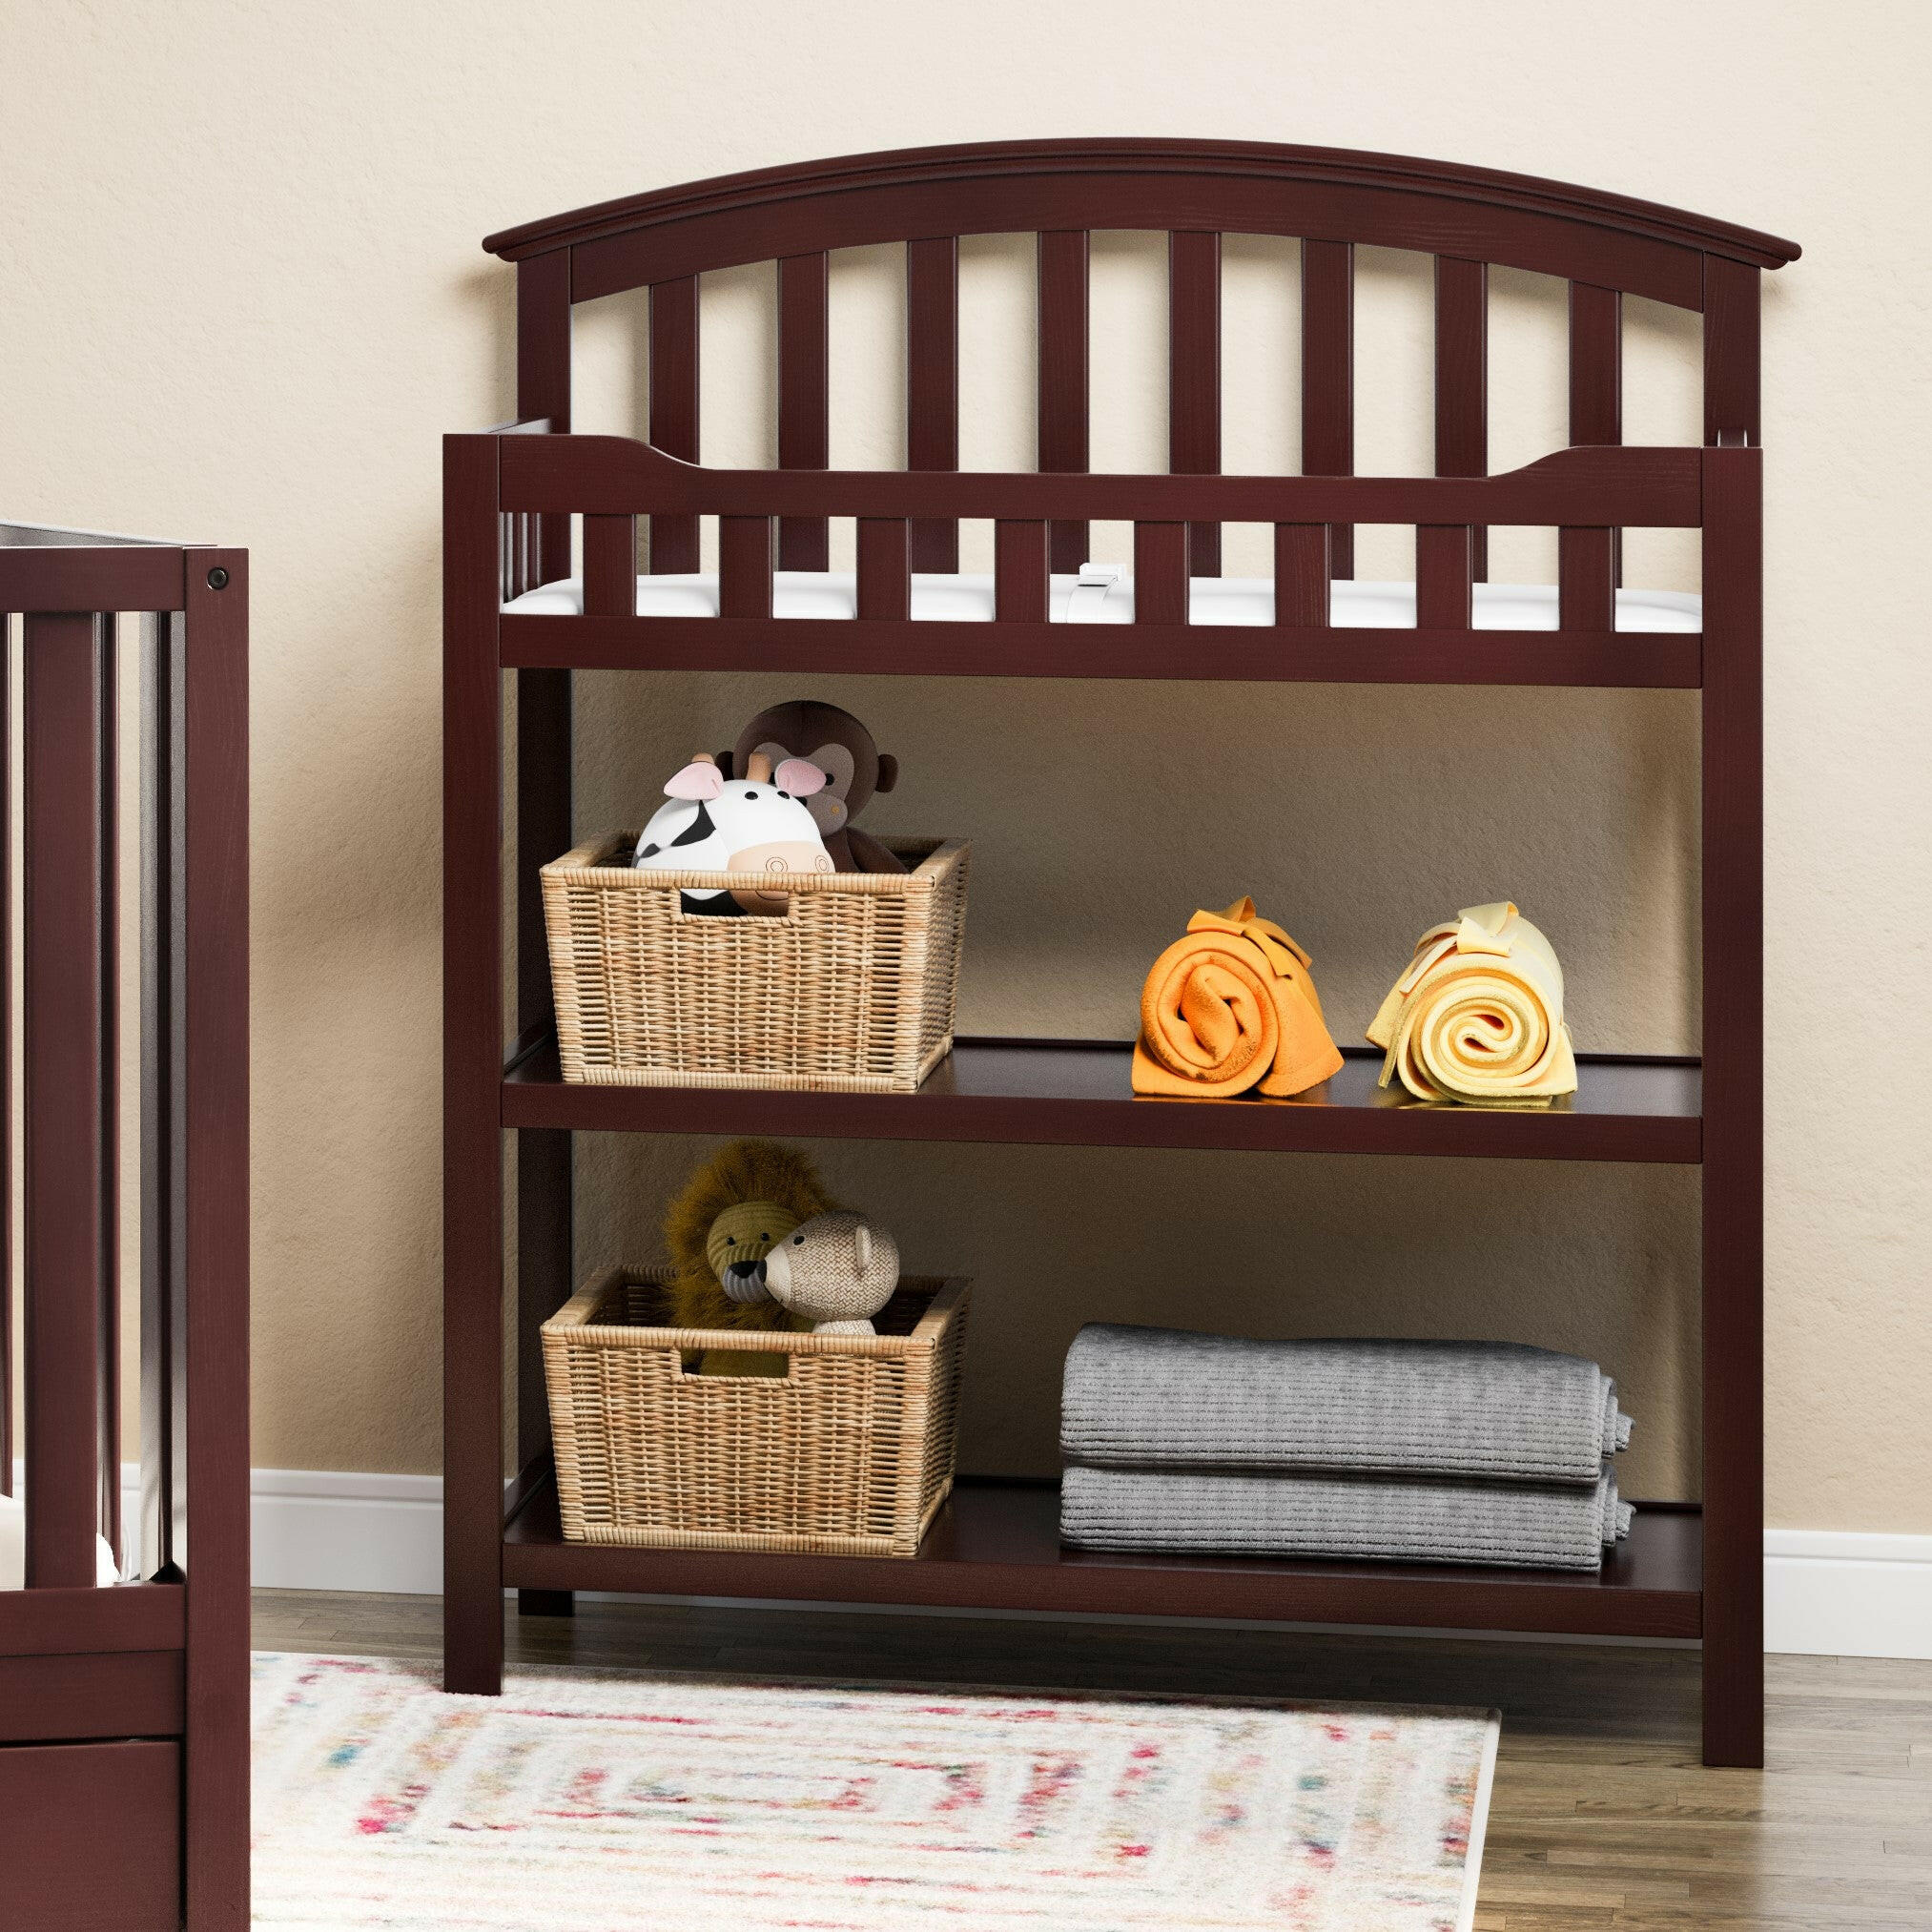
(725, 702, 907, 874)
(763, 1211, 901, 1336)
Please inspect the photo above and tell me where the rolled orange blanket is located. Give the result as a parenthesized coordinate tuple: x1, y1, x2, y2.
(1132, 898, 1345, 1099)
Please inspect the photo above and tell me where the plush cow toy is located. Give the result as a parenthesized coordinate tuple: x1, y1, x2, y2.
(633, 750, 834, 915)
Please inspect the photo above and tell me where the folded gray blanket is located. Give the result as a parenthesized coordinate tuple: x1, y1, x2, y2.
(1061, 1326, 1631, 1487)
(1060, 1461, 1632, 1572)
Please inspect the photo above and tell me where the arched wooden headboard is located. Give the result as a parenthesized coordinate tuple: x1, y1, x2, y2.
(483, 139, 1798, 581)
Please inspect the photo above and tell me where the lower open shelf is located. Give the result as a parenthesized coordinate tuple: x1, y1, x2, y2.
(504, 1472, 1702, 1641)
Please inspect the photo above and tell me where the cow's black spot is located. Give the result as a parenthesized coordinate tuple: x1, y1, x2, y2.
(668, 803, 715, 847)
(776, 790, 790, 799)
(638, 842, 661, 858)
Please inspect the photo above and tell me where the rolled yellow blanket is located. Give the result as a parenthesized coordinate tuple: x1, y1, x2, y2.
(1367, 901, 1576, 1107)
(1133, 898, 1345, 1100)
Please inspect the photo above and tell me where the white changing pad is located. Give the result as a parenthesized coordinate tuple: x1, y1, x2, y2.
(504, 569, 1700, 631)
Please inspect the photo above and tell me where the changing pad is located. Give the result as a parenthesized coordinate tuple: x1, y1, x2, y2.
(504, 569, 1701, 631)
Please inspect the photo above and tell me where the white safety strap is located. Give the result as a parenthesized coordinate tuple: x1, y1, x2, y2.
(1065, 561, 1121, 624)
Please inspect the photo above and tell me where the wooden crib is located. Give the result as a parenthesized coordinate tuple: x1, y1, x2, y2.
(443, 140, 1797, 1766)
(0, 524, 249, 1927)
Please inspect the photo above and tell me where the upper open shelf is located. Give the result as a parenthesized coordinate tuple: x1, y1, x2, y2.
(504, 1038, 1700, 1162)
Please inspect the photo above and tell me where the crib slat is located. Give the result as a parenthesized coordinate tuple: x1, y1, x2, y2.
(516, 252, 572, 584)
(1170, 230, 1222, 578)
(1417, 524, 1475, 629)
(583, 516, 636, 618)
(857, 518, 911, 620)
(907, 236, 959, 573)
(1702, 255, 1760, 446)
(719, 517, 773, 619)
(1273, 524, 1330, 627)
(1558, 526, 1615, 630)
(1302, 239, 1356, 579)
(1038, 230, 1091, 573)
(994, 521, 1048, 623)
(778, 252, 831, 571)
(23, 611, 108, 1589)
(98, 622, 121, 1562)
(1434, 257, 1488, 582)
(1135, 523, 1188, 625)
(0, 617, 10, 1496)
(1570, 282, 1623, 583)
(649, 276, 701, 573)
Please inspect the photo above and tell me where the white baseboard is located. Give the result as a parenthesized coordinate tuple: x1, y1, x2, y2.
(64, 1467, 1932, 1661)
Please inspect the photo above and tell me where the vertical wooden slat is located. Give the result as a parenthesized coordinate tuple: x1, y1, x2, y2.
(178, 550, 252, 1925)
(443, 437, 506, 1696)
(1134, 523, 1188, 625)
(720, 517, 774, 618)
(516, 251, 572, 585)
(582, 515, 637, 618)
(1038, 230, 1090, 573)
(1302, 238, 1355, 579)
(98, 621, 121, 1560)
(1416, 524, 1474, 629)
(1700, 444, 1764, 1767)
(1273, 524, 1330, 627)
(906, 237, 959, 573)
(1558, 525, 1615, 630)
(778, 251, 830, 571)
(1702, 256, 1761, 447)
(1170, 230, 1222, 577)
(138, 611, 175, 1579)
(23, 610, 106, 1589)
(0, 616, 10, 1498)
(857, 518, 911, 620)
(1570, 281, 1623, 584)
(994, 521, 1048, 622)
(1433, 256, 1488, 581)
(649, 275, 701, 573)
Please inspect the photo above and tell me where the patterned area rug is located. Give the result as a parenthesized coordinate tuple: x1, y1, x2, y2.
(252, 1653, 1497, 1931)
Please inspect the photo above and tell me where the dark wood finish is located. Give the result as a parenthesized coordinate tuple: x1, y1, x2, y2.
(0, 1580, 183, 1658)
(98, 626, 121, 1562)
(501, 435, 1703, 526)
(0, 547, 184, 612)
(516, 252, 573, 583)
(461, 146, 1792, 1767)
(443, 439, 508, 1697)
(856, 517, 911, 619)
(504, 1473, 1702, 1640)
(23, 611, 107, 1591)
(1301, 237, 1355, 577)
(1415, 524, 1473, 629)
(1168, 229, 1221, 575)
(1036, 229, 1089, 571)
(503, 610, 1699, 689)
(582, 514, 636, 616)
(1698, 446, 1764, 1768)
(0, 1651, 184, 1742)
(777, 251, 831, 569)
(506, 1038, 1700, 1163)
(0, 1741, 181, 1930)
(647, 275, 701, 571)
(495, 142, 1798, 311)
(993, 520, 1048, 623)
(0, 601, 10, 1498)
(1558, 524, 1616, 631)
(719, 515, 774, 618)
(1133, 522, 1188, 626)
(905, 236, 959, 572)
(1272, 524, 1330, 627)
(1433, 255, 1488, 579)
(178, 549, 253, 1926)
(1703, 255, 1761, 445)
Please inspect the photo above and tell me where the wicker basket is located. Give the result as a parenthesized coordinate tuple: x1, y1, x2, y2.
(542, 1267, 972, 1556)
(541, 833, 968, 1092)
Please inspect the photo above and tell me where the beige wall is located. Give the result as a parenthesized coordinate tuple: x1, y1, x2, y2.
(1, 2, 1924, 1528)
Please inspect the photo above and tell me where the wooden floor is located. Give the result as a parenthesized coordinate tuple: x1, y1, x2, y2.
(254, 1590, 1932, 1930)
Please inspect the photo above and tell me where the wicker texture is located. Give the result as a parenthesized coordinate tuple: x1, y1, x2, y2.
(542, 833, 968, 1091)
(543, 1267, 971, 1556)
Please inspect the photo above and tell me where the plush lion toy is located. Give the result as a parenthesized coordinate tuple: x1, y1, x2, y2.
(663, 1141, 844, 1372)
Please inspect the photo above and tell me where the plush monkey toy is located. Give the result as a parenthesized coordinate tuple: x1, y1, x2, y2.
(725, 701, 907, 874)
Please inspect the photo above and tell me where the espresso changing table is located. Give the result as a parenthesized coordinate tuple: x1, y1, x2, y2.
(443, 139, 1795, 1767)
